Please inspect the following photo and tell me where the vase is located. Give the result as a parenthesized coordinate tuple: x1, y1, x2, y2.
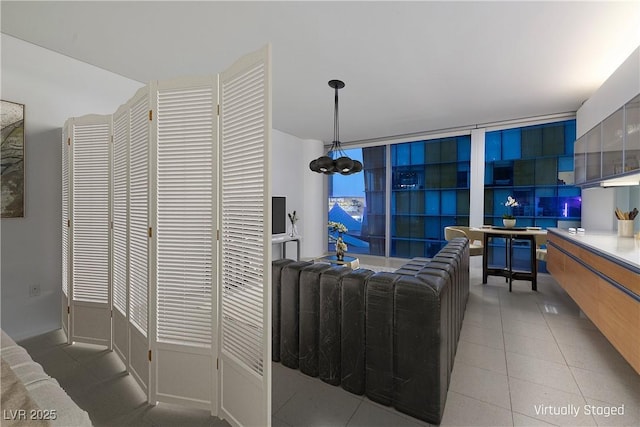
(336, 249, 344, 261)
(503, 218, 516, 228)
(617, 220, 634, 237)
(288, 223, 298, 237)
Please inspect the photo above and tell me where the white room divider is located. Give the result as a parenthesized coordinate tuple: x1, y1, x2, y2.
(218, 45, 271, 427)
(67, 115, 112, 347)
(61, 128, 70, 340)
(112, 102, 130, 366)
(151, 76, 218, 409)
(62, 45, 271, 425)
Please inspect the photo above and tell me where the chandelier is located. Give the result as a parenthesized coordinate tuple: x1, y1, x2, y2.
(309, 80, 363, 175)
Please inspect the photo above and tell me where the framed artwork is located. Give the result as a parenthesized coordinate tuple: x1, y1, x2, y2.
(1, 100, 25, 218)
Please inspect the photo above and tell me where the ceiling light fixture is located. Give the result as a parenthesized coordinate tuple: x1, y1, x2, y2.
(309, 80, 363, 175)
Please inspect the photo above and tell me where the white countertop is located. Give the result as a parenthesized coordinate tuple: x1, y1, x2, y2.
(548, 228, 640, 271)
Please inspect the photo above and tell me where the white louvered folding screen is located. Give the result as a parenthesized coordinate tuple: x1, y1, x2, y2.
(129, 97, 149, 336)
(70, 115, 112, 346)
(156, 85, 214, 346)
(61, 127, 70, 340)
(153, 77, 217, 409)
(219, 44, 271, 427)
(112, 110, 129, 317)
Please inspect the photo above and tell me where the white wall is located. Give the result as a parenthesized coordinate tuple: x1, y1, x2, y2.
(0, 35, 143, 340)
(271, 129, 324, 259)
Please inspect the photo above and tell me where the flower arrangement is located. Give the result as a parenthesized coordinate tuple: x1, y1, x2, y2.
(503, 196, 519, 219)
(288, 211, 299, 225)
(328, 221, 348, 234)
(287, 211, 299, 236)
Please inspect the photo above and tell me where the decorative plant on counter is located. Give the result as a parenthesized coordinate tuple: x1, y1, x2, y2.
(287, 211, 299, 236)
(328, 221, 348, 259)
(503, 196, 519, 219)
(328, 221, 348, 234)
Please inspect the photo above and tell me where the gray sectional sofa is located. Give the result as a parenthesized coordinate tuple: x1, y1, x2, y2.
(272, 237, 470, 424)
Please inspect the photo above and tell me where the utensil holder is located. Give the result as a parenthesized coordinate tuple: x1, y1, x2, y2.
(617, 220, 634, 237)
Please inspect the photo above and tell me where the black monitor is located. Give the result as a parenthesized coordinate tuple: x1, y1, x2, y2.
(272, 196, 286, 234)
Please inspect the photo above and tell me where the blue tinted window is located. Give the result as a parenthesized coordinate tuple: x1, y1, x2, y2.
(485, 131, 501, 161)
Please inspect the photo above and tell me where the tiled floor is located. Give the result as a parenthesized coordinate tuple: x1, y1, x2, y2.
(272, 258, 640, 427)
(15, 257, 640, 426)
(17, 331, 230, 427)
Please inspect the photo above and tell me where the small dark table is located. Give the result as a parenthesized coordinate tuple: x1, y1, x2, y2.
(473, 227, 547, 292)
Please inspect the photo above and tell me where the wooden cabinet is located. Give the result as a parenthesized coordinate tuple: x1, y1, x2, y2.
(547, 231, 640, 374)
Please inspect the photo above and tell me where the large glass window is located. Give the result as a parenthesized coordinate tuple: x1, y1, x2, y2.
(390, 136, 471, 258)
(328, 147, 386, 255)
(484, 120, 580, 272)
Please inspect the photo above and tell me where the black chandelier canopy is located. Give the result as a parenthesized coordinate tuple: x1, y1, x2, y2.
(309, 80, 363, 175)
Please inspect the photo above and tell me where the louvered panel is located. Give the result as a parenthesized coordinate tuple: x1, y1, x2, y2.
(156, 86, 213, 346)
(62, 132, 69, 297)
(72, 123, 110, 303)
(129, 97, 149, 336)
(221, 62, 266, 375)
(112, 111, 128, 316)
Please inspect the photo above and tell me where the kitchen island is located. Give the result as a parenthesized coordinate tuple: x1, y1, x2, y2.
(546, 228, 640, 374)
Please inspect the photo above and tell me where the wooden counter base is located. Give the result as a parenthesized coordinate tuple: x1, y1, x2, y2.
(547, 232, 640, 375)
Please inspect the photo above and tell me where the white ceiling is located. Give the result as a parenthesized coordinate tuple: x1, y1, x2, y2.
(2, 1, 640, 143)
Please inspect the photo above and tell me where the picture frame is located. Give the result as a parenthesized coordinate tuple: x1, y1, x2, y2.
(1, 100, 25, 218)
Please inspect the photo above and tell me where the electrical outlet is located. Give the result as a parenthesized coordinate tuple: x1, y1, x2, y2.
(29, 284, 41, 297)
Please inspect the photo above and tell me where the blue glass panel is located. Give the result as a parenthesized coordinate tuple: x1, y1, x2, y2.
(558, 156, 573, 172)
(484, 163, 493, 185)
(493, 189, 511, 215)
(502, 129, 522, 160)
(564, 120, 576, 155)
(485, 131, 501, 161)
(411, 141, 425, 165)
(535, 187, 556, 197)
(425, 191, 440, 215)
(396, 143, 410, 166)
(390, 192, 397, 214)
(558, 186, 580, 197)
(390, 145, 397, 166)
(457, 136, 471, 161)
(441, 190, 456, 215)
(425, 217, 440, 240)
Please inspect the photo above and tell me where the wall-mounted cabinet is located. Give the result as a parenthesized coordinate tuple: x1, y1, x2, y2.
(575, 94, 640, 185)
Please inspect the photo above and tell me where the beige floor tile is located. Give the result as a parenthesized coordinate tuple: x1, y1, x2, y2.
(570, 366, 640, 412)
(503, 332, 565, 364)
(462, 313, 504, 332)
(558, 340, 637, 378)
(454, 340, 508, 375)
(549, 324, 610, 349)
(501, 308, 547, 326)
(502, 318, 555, 342)
(347, 400, 427, 427)
(449, 362, 511, 410)
(506, 352, 581, 395)
(508, 377, 596, 426)
(460, 322, 505, 349)
(440, 391, 513, 427)
(584, 397, 639, 427)
(543, 312, 598, 332)
(512, 411, 558, 426)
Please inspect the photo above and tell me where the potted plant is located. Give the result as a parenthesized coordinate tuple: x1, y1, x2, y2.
(503, 196, 519, 228)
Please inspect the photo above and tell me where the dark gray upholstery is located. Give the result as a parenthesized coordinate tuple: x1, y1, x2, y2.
(365, 272, 400, 406)
(340, 268, 374, 394)
(318, 267, 353, 385)
(280, 261, 313, 369)
(299, 263, 333, 377)
(271, 237, 469, 424)
(272, 259, 295, 362)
